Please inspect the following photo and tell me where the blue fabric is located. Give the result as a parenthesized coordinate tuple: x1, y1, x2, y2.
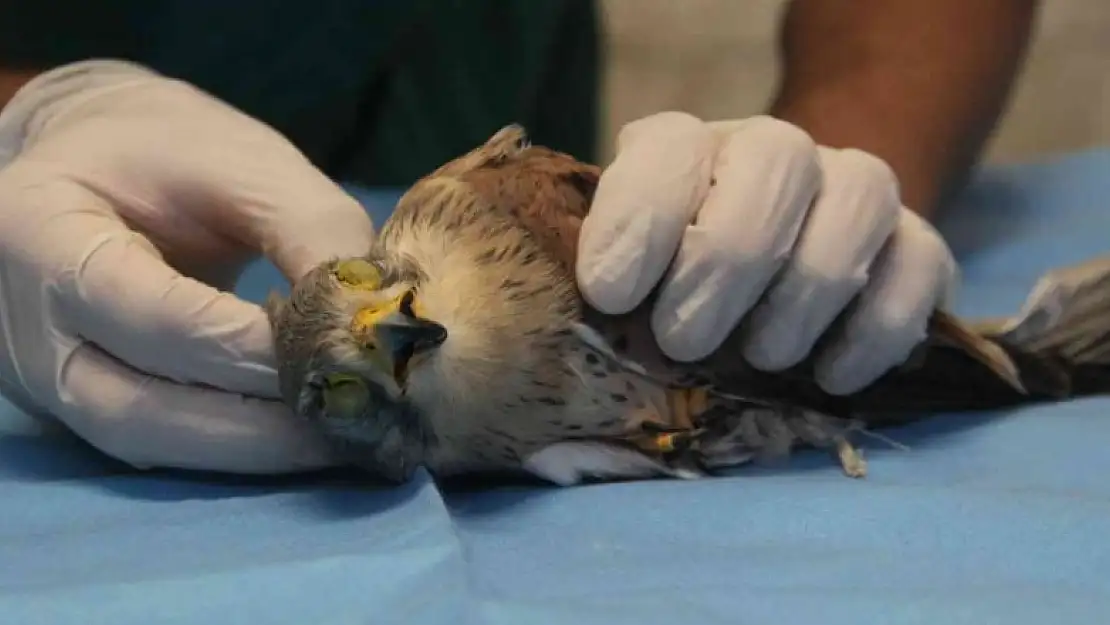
(4, 149, 1110, 624)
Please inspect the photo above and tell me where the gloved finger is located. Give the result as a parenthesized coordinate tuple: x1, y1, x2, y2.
(814, 209, 959, 394)
(650, 116, 822, 362)
(15, 64, 378, 283)
(197, 134, 378, 282)
(246, 184, 377, 283)
(577, 111, 718, 314)
(55, 212, 283, 400)
(742, 147, 903, 371)
(53, 341, 337, 474)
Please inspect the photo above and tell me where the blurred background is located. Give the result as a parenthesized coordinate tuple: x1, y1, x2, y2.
(599, 0, 1110, 164)
(3, 0, 1103, 185)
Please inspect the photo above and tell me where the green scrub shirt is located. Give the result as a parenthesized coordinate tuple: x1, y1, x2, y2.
(0, 0, 601, 187)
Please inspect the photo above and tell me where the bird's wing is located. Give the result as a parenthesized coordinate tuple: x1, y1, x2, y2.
(397, 124, 1110, 424)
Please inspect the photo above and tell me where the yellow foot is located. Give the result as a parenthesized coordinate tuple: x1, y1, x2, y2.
(624, 387, 710, 455)
(835, 437, 868, 479)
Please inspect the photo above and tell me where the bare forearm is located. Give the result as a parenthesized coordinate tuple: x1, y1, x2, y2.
(768, 0, 1039, 218)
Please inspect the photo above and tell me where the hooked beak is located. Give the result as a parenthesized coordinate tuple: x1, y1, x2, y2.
(355, 291, 447, 385)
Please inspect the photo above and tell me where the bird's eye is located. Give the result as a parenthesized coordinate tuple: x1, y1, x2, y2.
(325, 372, 361, 388)
(321, 373, 371, 419)
(333, 259, 382, 290)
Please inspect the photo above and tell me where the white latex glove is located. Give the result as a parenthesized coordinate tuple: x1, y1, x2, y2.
(578, 112, 959, 395)
(0, 60, 376, 473)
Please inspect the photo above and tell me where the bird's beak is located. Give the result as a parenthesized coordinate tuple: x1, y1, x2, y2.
(353, 291, 448, 385)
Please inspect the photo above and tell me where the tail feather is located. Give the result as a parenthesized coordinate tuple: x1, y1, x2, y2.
(981, 255, 1110, 400)
(853, 254, 1110, 419)
(930, 310, 1030, 393)
(982, 254, 1110, 367)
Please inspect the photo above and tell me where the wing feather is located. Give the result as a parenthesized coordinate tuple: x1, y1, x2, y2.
(389, 123, 1109, 425)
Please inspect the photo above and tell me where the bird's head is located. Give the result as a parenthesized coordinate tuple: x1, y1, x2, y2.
(265, 254, 448, 483)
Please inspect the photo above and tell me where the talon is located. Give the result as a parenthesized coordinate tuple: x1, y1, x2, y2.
(625, 411, 683, 455)
(638, 430, 701, 455)
(625, 390, 714, 457)
(654, 432, 679, 453)
(835, 437, 867, 478)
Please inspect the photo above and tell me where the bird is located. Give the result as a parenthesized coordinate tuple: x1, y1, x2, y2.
(265, 124, 1110, 486)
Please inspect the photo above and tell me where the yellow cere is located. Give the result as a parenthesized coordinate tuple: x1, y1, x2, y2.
(350, 296, 404, 338)
(333, 259, 382, 290)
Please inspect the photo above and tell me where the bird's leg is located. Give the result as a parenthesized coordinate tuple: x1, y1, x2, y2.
(665, 386, 711, 430)
(620, 386, 717, 458)
(657, 389, 871, 478)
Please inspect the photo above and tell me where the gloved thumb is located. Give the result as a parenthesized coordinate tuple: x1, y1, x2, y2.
(140, 84, 380, 283)
(220, 162, 377, 282)
(256, 192, 377, 283)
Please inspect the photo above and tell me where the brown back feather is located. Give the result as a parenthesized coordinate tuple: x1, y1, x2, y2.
(415, 125, 1079, 422)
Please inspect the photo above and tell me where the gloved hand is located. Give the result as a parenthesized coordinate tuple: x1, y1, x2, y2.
(0, 60, 376, 473)
(577, 112, 959, 395)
